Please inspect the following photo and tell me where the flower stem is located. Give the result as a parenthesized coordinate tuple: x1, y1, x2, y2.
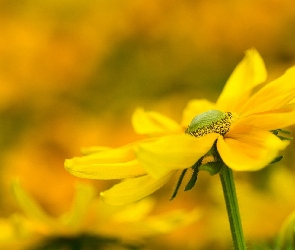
(219, 163, 247, 250)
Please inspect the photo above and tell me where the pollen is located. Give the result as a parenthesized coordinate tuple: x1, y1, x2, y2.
(185, 110, 237, 137)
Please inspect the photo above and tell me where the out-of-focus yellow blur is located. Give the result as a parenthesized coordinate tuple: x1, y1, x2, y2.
(1, 0, 295, 249)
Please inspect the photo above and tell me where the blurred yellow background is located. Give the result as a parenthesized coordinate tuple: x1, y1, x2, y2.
(1, 0, 295, 249)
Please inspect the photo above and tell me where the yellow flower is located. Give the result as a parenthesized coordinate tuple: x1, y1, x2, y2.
(65, 49, 295, 205)
(0, 181, 199, 249)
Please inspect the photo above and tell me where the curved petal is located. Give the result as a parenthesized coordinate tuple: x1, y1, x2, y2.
(65, 145, 147, 179)
(240, 66, 295, 116)
(236, 103, 295, 130)
(12, 180, 54, 225)
(132, 108, 182, 135)
(100, 172, 175, 206)
(135, 133, 218, 178)
(216, 49, 267, 112)
(217, 125, 288, 171)
(181, 99, 215, 127)
(61, 183, 96, 229)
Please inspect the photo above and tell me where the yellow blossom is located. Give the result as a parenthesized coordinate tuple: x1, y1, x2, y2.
(65, 49, 295, 206)
(0, 180, 199, 249)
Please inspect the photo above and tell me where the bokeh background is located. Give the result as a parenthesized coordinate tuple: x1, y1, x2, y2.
(1, 0, 295, 249)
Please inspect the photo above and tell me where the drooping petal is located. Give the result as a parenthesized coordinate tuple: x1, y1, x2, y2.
(132, 108, 182, 135)
(236, 103, 295, 130)
(100, 172, 175, 206)
(216, 49, 267, 112)
(240, 66, 295, 116)
(135, 133, 218, 178)
(65, 145, 147, 179)
(217, 125, 288, 171)
(181, 99, 215, 127)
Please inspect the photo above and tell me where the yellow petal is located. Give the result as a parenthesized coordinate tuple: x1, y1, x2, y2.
(132, 108, 181, 135)
(12, 179, 53, 225)
(236, 103, 295, 130)
(65, 145, 147, 179)
(65, 159, 146, 179)
(135, 133, 218, 178)
(216, 49, 267, 112)
(217, 125, 288, 171)
(240, 66, 295, 116)
(60, 183, 96, 229)
(100, 172, 175, 206)
(181, 99, 215, 127)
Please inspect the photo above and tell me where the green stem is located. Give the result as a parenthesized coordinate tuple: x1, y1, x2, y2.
(219, 164, 247, 250)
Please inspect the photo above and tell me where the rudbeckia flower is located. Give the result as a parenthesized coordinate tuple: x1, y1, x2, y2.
(65, 49, 295, 206)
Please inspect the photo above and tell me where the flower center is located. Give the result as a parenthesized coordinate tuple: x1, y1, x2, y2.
(185, 110, 236, 137)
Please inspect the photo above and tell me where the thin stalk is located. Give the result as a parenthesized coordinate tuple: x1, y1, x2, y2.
(219, 163, 247, 250)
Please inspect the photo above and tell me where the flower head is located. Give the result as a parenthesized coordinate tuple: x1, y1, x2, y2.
(182, 49, 295, 171)
(65, 49, 295, 205)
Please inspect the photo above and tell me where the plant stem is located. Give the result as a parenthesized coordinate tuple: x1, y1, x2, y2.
(219, 163, 247, 250)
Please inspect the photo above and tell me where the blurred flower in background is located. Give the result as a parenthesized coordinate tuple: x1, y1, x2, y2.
(0, 181, 200, 250)
(1, 0, 295, 249)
